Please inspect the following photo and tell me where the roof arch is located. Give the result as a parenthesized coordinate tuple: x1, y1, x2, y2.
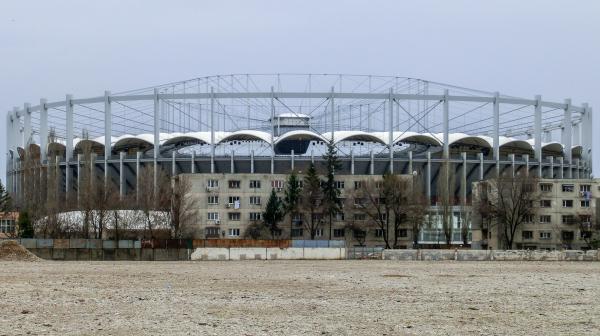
(322, 131, 387, 145)
(112, 134, 154, 153)
(572, 145, 583, 158)
(542, 142, 563, 155)
(394, 132, 442, 147)
(162, 132, 213, 148)
(444, 133, 493, 148)
(218, 130, 272, 145)
(498, 137, 534, 153)
(274, 130, 328, 145)
(74, 137, 105, 155)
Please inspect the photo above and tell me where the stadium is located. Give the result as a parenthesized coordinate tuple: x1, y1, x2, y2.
(3, 74, 594, 246)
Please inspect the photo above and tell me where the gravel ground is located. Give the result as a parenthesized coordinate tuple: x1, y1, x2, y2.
(1, 260, 599, 336)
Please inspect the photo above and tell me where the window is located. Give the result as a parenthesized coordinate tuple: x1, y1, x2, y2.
(397, 229, 408, 238)
(562, 215, 575, 224)
(228, 228, 240, 237)
(580, 215, 592, 224)
(334, 181, 345, 189)
(249, 180, 261, 189)
(291, 228, 304, 237)
(562, 231, 575, 240)
(562, 200, 573, 208)
(375, 229, 385, 237)
(333, 229, 345, 237)
(228, 180, 241, 189)
(207, 196, 219, 205)
(540, 200, 551, 208)
(335, 212, 345, 221)
(292, 214, 303, 226)
(228, 196, 240, 204)
(581, 231, 592, 239)
(207, 212, 219, 221)
(249, 212, 261, 221)
(539, 215, 551, 224)
(354, 198, 365, 207)
(540, 183, 553, 192)
(315, 228, 323, 237)
(312, 213, 323, 222)
(539, 232, 552, 240)
(353, 213, 366, 221)
(375, 181, 383, 189)
(580, 184, 591, 192)
(524, 214, 534, 223)
(249, 196, 261, 205)
(271, 180, 284, 189)
(228, 212, 241, 221)
(378, 213, 387, 221)
(354, 181, 363, 190)
(522, 231, 533, 239)
(581, 200, 590, 208)
(0, 219, 15, 233)
(207, 179, 219, 188)
(562, 184, 575, 192)
(205, 227, 220, 237)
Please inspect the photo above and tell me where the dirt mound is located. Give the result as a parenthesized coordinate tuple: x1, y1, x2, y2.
(0, 240, 41, 262)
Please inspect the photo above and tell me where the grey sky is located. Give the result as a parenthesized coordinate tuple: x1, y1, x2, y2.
(1, 0, 599, 182)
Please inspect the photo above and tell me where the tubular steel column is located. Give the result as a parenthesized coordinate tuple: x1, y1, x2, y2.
(408, 151, 413, 175)
(426, 151, 432, 200)
(330, 87, 335, 140)
(23, 103, 31, 148)
(270, 86, 276, 174)
(370, 150, 374, 175)
(230, 151, 235, 174)
(350, 150, 355, 175)
(534, 95, 542, 177)
(77, 154, 82, 206)
(558, 157, 564, 179)
(153, 88, 160, 192)
(104, 91, 112, 187)
(136, 151, 141, 203)
(191, 151, 196, 174)
(119, 151, 125, 199)
(461, 152, 467, 205)
(443, 89, 449, 159)
(65, 94, 73, 197)
(211, 87, 216, 174)
(509, 154, 515, 177)
(548, 156, 554, 179)
(291, 149, 295, 171)
(251, 150, 255, 174)
(172, 151, 177, 176)
(388, 88, 394, 173)
(524, 154, 530, 177)
(478, 152, 484, 180)
(40, 98, 48, 163)
(492, 92, 500, 177)
(563, 99, 573, 178)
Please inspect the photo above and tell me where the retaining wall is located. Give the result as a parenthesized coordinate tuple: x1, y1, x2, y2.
(191, 247, 346, 261)
(383, 249, 600, 261)
(27, 248, 191, 261)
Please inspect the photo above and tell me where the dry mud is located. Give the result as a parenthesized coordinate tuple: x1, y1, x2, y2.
(0, 260, 599, 335)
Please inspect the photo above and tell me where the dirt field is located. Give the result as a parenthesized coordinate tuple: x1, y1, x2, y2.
(1, 261, 599, 336)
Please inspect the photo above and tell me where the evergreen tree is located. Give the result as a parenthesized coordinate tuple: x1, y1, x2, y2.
(263, 188, 284, 239)
(283, 171, 302, 239)
(321, 140, 342, 240)
(302, 163, 323, 239)
(0, 179, 11, 213)
(17, 211, 34, 238)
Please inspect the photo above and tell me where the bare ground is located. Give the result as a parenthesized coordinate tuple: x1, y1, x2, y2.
(0, 260, 599, 336)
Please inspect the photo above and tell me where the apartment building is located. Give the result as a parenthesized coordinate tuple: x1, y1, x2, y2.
(473, 179, 599, 250)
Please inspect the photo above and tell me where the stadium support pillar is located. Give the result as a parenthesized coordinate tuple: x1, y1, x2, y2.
(104, 91, 112, 189)
(40, 98, 48, 163)
(509, 154, 515, 177)
(120, 152, 125, 199)
(492, 92, 500, 177)
(90, 153, 96, 192)
(136, 151, 141, 203)
(524, 154, 529, 177)
(558, 157, 564, 179)
(77, 154, 82, 206)
(291, 149, 295, 171)
(311, 150, 314, 164)
(172, 151, 176, 176)
(370, 150, 374, 175)
(548, 156, 554, 179)
(153, 88, 160, 192)
(210, 87, 216, 174)
(581, 104, 592, 174)
(562, 98, 573, 178)
(408, 151, 413, 175)
(443, 89, 449, 160)
(534, 95, 542, 178)
(65, 95, 73, 198)
(191, 151, 196, 174)
(388, 88, 394, 173)
(461, 152, 467, 205)
(330, 86, 335, 140)
(426, 151, 431, 200)
(478, 152, 484, 180)
(350, 150, 354, 175)
(54, 155, 60, 201)
(23, 103, 31, 149)
(575, 159, 580, 179)
(230, 151, 235, 174)
(250, 150, 255, 173)
(270, 86, 276, 175)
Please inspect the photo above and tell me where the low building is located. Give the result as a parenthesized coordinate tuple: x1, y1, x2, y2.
(472, 178, 599, 250)
(0, 212, 19, 238)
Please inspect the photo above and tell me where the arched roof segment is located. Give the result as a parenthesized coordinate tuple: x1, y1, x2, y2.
(394, 132, 442, 146)
(112, 134, 154, 152)
(498, 137, 534, 152)
(219, 130, 272, 145)
(322, 131, 387, 145)
(274, 130, 328, 144)
(443, 133, 493, 148)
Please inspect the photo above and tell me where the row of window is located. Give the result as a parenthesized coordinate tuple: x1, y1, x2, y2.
(540, 183, 592, 193)
(522, 230, 588, 240)
(523, 214, 591, 224)
(207, 179, 383, 191)
(207, 212, 263, 221)
(539, 199, 590, 208)
(207, 196, 262, 205)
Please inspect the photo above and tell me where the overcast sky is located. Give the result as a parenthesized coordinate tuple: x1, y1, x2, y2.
(1, 0, 599, 182)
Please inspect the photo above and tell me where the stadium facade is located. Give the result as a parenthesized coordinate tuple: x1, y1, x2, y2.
(4, 74, 594, 247)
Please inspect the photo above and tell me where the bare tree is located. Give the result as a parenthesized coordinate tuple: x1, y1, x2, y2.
(301, 163, 323, 239)
(437, 160, 455, 245)
(475, 173, 539, 249)
(169, 175, 198, 238)
(406, 175, 429, 248)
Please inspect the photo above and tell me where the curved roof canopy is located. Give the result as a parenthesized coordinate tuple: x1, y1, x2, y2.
(322, 131, 387, 145)
(274, 130, 328, 144)
(112, 134, 154, 153)
(219, 130, 272, 145)
(444, 133, 492, 148)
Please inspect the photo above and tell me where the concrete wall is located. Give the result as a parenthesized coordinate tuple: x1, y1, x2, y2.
(383, 249, 600, 261)
(28, 248, 191, 261)
(191, 247, 346, 261)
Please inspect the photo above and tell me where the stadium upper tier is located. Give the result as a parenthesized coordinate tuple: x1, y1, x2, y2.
(18, 130, 581, 158)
